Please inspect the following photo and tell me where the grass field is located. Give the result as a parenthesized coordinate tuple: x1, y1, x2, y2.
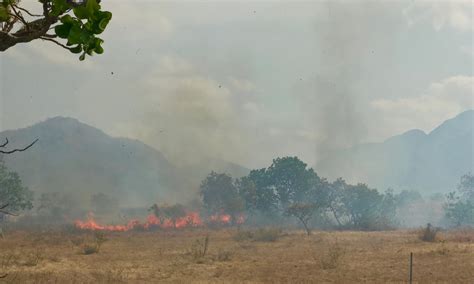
(0, 228, 472, 283)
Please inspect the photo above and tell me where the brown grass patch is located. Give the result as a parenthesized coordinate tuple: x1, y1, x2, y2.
(0, 228, 471, 282)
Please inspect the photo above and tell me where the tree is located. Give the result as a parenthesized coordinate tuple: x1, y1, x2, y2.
(245, 168, 278, 214)
(0, 137, 38, 216)
(239, 157, 328, 229)
(445, 174, 474, 227)
(458, 173, 474, 201)
(445, 192, 473, 226)
(37, 191, 75, 223)
(200, 172, 244, 225)
(0, 159, 33, 216)
(236, 176, 257, 213)
(266, 157, 320, 208)
(340, 183, 383, 230)
(284, 202, 316, 235)
(0, 0, 112, 60)
(326, 178, 348, 227)
(395, 189, 423, 208)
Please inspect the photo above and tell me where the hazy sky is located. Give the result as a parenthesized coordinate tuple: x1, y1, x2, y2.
(1, 0, 473, 168)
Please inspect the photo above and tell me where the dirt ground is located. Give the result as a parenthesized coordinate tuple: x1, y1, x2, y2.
(0, 228, 472, 283)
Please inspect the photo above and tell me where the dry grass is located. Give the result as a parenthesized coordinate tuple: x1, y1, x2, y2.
(0, 228, 472, 283)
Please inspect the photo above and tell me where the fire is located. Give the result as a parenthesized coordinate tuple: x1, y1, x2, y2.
(74, 211, 244, 232)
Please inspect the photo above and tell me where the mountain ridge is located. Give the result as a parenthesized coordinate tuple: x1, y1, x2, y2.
(316, 110, 474, 194)
(0, 116, 249, 207)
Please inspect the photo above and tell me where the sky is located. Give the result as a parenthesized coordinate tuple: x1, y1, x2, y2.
(0, 0, 473, 169)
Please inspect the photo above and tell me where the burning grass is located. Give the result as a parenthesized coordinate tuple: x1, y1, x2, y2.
(74, 211, 243, 232)
(0, 229, 472, 283)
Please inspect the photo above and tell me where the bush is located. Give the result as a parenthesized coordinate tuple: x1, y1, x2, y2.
(318, 242, 345, 269)
(233, 229, 254, 242)
(419, 223, 438, 242)
(233, 227, 282, 242)
(253, 228, 282, 242)
(188, 234, 209, 262)
(82, 244, 100, 255)
(80, 231, 108, 255)
(216, 249, 232, 261)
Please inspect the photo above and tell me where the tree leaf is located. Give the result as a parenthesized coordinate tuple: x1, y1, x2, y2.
(0, 6, 9, 22)
(54, 24, 71, 39)
(70, 45, 82, 54)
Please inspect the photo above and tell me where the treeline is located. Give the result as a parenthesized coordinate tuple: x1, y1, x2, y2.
(199, 157, 474, 233)
(0, 157, 472, 231)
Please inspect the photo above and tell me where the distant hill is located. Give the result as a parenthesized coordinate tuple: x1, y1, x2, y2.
(316, 110, 474, 194)
(0, 117, 250, 207)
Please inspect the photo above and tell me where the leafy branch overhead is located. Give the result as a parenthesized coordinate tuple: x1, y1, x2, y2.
(0, 0, 112, 60)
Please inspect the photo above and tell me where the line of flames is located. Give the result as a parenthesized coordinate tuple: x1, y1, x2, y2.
(74, 212, 244, 232)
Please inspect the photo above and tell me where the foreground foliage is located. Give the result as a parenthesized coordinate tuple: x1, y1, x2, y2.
(0, 0, 112, 60)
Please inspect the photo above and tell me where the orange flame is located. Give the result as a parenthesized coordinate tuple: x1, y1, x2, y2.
(74, 211, 244, 232)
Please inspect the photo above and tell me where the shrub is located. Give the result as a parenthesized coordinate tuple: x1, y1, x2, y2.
(216, 249, 232, 261)
(233, 229, 254, 242)
(189, 234, 209, 262)
(23, 248, 44, 267)
(448, 228, 474, 243)
(94, 231, 108, 249)
(82, 244, 100, 255)
(253, 228, 282, 242)
(80, 231, 108, 255)
(318, 242, 345, 269)
(233, 228, 282, 242)
(419, 223, 438, 242)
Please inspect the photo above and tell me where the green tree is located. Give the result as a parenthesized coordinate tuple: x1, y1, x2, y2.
(284, 202, 316, 235)
(458, 173, 474, 201)
(37, 191, 75, 222)
(0, 159, 33, 215)
(0, 0, 112, 60)
(266, 157, 320, 208)
(445, 174, 474, 227)
(236, 176, 257, 213)
(200, 172, 244, 225)
(341, 183, 383, 230)
(395, 189, 423, 208)
(326, 178, 348, 227)
(245, 168, 278, 214)
(445, 192, 473, 226)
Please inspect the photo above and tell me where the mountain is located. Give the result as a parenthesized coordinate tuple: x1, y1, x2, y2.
(0, 117, 251, 207)
(316, 110, 474, 194)
(0, 117, 188, 206)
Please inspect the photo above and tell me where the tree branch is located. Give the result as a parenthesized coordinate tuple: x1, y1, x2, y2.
(0, 209, 17, 216)
(13, 5, 42, 17)
(9, 5, 29, 31)
(0, 204, 17, 216)
(0, 138, 39, 154)
(40, 37, 73, 51)
(0, 138, 8, 148)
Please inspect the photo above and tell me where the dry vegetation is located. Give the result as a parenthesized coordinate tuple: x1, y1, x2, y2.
(0, 228, 472, 283)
